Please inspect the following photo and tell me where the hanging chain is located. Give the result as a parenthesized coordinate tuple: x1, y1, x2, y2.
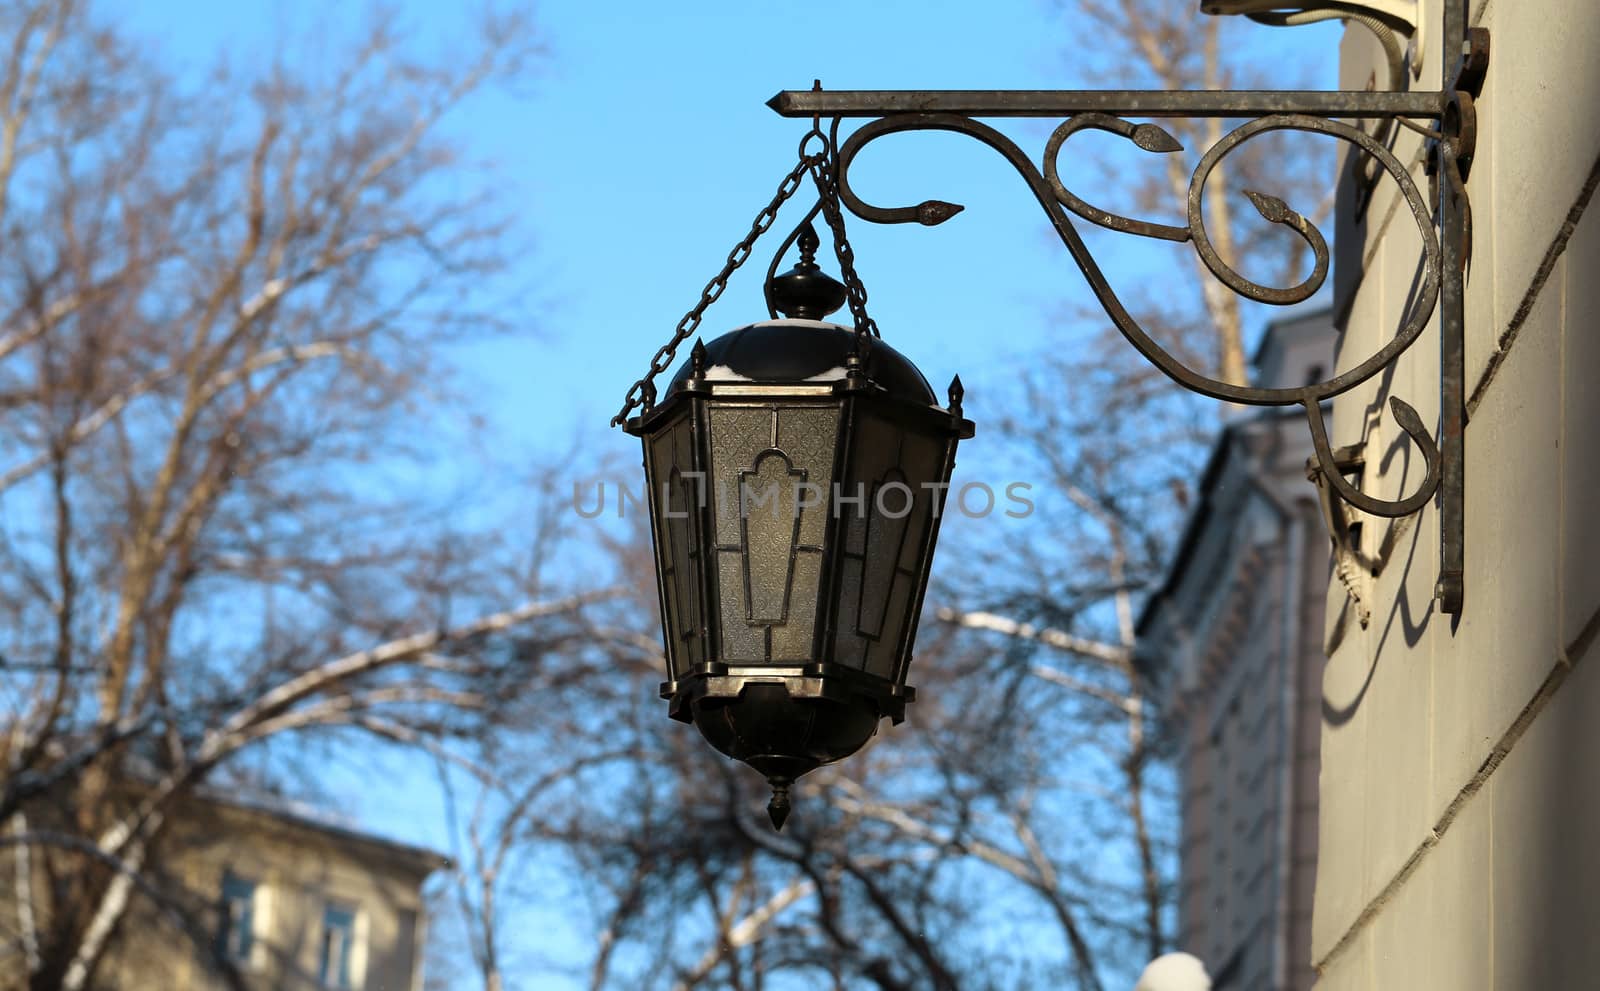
(612, 116, 882, 427)
(610, 149, 823, 427)
(808, 125, 880, 343)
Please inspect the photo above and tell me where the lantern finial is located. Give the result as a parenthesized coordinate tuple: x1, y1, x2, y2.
(767, 222, 848, 321)
(766, 778, 792, 830)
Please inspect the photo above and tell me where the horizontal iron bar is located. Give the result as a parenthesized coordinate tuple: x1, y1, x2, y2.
(768, 88, 1447, 119)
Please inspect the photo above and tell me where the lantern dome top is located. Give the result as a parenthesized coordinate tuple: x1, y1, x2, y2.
(665, 320, 938, 405)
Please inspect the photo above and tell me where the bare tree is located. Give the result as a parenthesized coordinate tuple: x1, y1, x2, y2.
(528, 613, 1153, 991)
(396, 5, 1339, 991)
(510, 6, 1336, 991)
(1063, 0, 1336, 389)
(920, 0, 1337, 982)
(0, 3, 635, 988)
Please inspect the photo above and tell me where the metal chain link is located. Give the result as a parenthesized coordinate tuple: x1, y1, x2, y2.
(611, 120, 886, 427)
(808, 151, 881, 343)
(610, 151, 824, 427)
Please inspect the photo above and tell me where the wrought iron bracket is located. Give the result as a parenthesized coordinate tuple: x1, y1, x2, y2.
(768, 6, 1487, 615)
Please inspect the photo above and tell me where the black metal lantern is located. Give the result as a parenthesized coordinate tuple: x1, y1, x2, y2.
(622, 224, 972, 829)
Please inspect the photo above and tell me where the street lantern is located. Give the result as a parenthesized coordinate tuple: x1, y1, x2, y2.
(621, 222, 972, 829)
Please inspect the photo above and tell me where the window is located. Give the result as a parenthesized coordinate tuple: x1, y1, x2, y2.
(319, 903, 358, 990)
(215, 872, 256, 963)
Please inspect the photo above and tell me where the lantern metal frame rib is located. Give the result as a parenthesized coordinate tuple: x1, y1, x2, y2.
(768, 2, 1488, 615)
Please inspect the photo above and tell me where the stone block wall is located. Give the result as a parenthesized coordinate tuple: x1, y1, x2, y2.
(1313, 0, 1600, 987)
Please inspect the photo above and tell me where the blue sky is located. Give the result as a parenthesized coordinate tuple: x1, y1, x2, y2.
(110, 0, 1340, 983)
(117, 0, 1338, 454)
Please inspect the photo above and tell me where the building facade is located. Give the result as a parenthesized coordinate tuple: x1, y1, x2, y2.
(3, 790, 445, 991)
(1312, 1, 1600, 988)
(1139, 312, 1332, 991)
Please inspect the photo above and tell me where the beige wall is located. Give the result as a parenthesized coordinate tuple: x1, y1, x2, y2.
(1314, 0, 1600, 987)
(97, 797, 436, 991)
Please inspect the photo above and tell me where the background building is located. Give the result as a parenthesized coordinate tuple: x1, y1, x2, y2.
(1313, 1, 1600, 988)
(3, 789, 444, 991)
(1139, 311, 1332, 991)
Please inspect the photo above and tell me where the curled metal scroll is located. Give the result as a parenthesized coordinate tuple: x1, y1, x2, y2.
(1043, 114, 1190, 242)
(834, 111, 1442, 519)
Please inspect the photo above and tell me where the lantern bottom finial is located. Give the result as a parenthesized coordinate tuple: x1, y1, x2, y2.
(662, 673, 914, 830)
(766, 778, 793, 831)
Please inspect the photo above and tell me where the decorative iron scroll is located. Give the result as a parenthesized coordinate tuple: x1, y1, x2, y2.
(831, 110, 1443, 521)
(769, 8, 1486, 613)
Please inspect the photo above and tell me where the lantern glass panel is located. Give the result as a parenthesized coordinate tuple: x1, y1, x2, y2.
(706, 401, 842, 664)
(832, 406, 952, 681)
(645, 410, 704, 678)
